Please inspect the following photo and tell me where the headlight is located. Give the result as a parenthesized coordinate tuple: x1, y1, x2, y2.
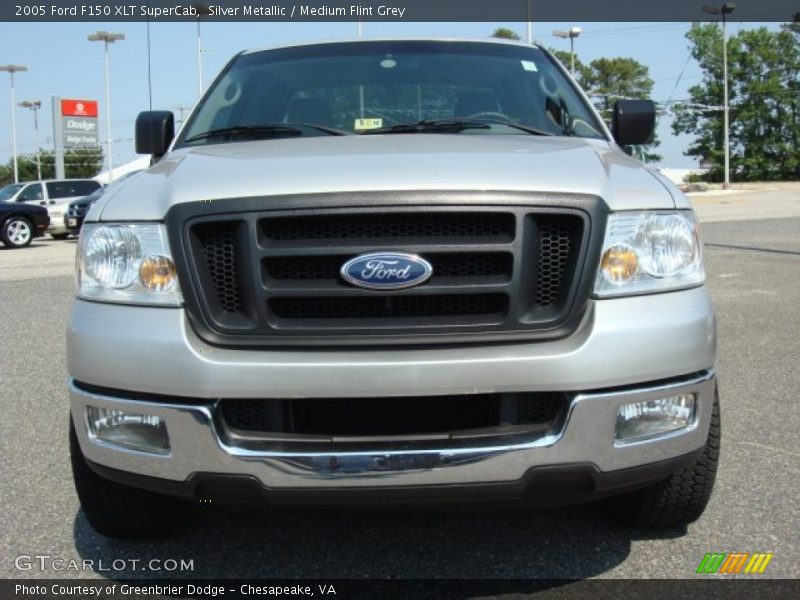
(77, 223, 182, 305)
(594, 211, 704, 297)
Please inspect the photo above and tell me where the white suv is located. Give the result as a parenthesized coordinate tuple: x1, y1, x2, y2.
(8, 179, 101, 238)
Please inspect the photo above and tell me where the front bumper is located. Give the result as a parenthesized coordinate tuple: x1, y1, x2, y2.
(64, 212, 85, 235)
(71, 372, 715, 497)
(47, 218, 67, 235)
(68, 286, 716, 500)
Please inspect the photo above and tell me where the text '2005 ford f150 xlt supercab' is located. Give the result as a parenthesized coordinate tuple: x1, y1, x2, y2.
(67, 38, 719, 538)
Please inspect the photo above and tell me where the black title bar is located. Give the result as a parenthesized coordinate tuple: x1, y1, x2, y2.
(4, 0, 800, 23)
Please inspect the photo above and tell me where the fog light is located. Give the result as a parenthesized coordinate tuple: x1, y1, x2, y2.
(615, 394, 695, 444)
(87, 406, 170, 454)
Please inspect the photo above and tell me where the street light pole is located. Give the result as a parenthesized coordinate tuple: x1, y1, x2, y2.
(553, 28, 582, 75)
(19, 100, 42, 180)
(193, 4, 209, 97)
(703, 2, 736, 189)
(722, 7, 732, 189)
(88, 30, 124, 184)
(0, 64, 28, 183)
(527, 0, 533, 44)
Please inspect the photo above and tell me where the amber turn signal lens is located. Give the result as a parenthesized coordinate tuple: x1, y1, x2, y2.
(601, 245, 639, 284)
(139, 255, 177, 291)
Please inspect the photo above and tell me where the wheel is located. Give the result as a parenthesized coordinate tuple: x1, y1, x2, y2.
(1, 216, 33, 248)
(604, 385, 721, 528)
(51, 232, 69, 240)
(70, 417, 189, 538)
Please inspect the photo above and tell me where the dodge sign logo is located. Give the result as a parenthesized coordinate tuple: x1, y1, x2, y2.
(340, 252, 433, 290)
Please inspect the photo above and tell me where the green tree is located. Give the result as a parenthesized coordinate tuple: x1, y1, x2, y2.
(0, 147, 104, 186)
(673, 23, 800, 181)
(584, 57, 660, 162)
(550, 50, 660, 162)
(549, 49, 591, 87)
(491, 28, 521, 41)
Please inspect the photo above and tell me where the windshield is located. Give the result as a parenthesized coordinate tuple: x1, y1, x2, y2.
(0, 184, 24, 201)
(177, 41, 605, 147)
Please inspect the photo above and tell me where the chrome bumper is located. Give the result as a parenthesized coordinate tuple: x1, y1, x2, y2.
(70, 371, 716, 489)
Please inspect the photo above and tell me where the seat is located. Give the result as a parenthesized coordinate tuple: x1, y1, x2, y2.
(454, 90, 501, 117)
(286, 98, 334, 127)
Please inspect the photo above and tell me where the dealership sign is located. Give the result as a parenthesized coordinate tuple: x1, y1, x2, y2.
(51, 97, 101, 178)
(60, 99, 99, 147)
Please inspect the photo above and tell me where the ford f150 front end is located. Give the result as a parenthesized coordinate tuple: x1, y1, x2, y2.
(67, 39, 719, 538)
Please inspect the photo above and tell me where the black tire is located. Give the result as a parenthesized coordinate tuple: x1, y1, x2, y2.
(70, 417, 189, 538)
(604, 385, 721, 528)
(51, 232, 69, 240)
(1, 216, 34, 248)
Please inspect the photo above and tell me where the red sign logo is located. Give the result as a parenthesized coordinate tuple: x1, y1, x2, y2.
(61, 99, 98, 117)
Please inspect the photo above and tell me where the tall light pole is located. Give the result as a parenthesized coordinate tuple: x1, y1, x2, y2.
(703, 2, 736, 189)
(88, 31, 125, 183)
(193, 4, 210, 97)
(527, 0, 533, 44)
(19, 100, 42, 181)
(553, 27, 582, 74)
(0, 64, 28, 183)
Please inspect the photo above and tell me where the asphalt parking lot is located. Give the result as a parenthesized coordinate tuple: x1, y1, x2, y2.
(0, 187, 798, 583)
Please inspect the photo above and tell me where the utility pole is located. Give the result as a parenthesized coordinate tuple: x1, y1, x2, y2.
(88, 31, 125, 183)
(19, 100, 42, 180)
(0, 64, 28, 183)
(703, 2, 736, 189)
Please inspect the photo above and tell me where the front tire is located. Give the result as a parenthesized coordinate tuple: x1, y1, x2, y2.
(1, 216, 34, 248)
(70, 418, 189, 538)
(604, 385, 721, 528)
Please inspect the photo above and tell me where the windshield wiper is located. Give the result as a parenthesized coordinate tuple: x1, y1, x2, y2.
(361, 119, 492, 135)
(183, 122, 346, 144)
(463, 119, 556, 136)
(361, 118, 555, 136)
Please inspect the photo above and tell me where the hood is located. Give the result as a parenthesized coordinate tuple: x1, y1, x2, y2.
(97, 135, 677, 221)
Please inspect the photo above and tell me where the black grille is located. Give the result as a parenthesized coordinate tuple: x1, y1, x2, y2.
(176, 200, 595, 346)
(534, 217, 580, 307)
(265, 252, 512, 282)
(270, 294, 507, 321)
(195, 223, 242, 313)
(262, 213, 514, 242)
(221, 392, 565, 438)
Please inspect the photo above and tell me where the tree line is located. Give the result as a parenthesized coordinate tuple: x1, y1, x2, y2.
(0, 147, 104, 186)
(494, 20, 800, 181)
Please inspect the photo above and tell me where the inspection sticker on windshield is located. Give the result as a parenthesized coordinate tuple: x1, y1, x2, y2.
(355, 118, 383, 130)
(521, 60, 538, 72)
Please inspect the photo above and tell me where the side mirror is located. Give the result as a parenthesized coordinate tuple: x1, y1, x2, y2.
(136, 111, 175, 160)
(612, 100, 656, 147)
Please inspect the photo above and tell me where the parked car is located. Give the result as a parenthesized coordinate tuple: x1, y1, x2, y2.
(68, 39, 719, 538)
(0, 188, 50, 248)
(2, 179, 101, 239)
(65, 171, 142, 236)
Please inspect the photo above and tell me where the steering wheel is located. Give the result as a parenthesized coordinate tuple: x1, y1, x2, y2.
(466, 111, 514, 122)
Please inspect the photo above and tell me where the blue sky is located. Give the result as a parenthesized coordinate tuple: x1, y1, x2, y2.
(0, 20, 779, 170)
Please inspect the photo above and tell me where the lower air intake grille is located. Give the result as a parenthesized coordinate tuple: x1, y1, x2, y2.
(220, 392, 565, 438)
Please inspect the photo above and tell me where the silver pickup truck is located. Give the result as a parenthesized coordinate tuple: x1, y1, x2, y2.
(67, 38, 719, 538)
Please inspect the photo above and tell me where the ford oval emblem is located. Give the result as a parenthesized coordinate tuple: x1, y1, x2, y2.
(340, 252, 433, 290)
